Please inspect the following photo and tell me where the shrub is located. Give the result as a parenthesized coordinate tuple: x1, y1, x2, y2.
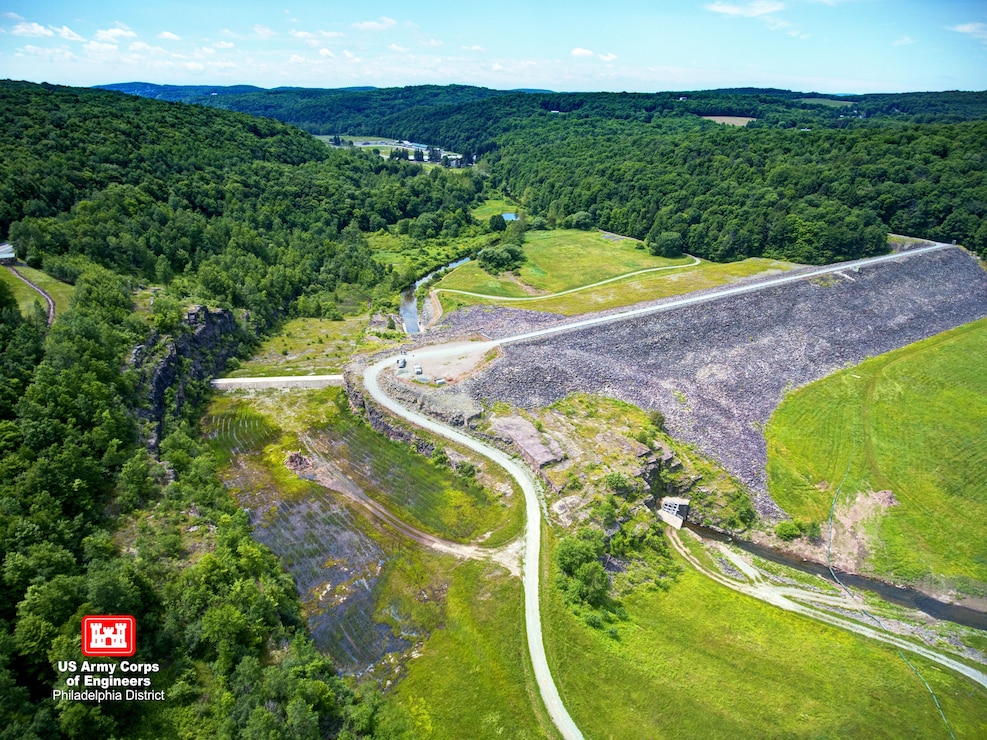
(775, 521, 802, 541)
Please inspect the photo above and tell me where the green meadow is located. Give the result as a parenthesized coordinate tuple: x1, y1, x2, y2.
(541, 526, 987, 739)
(0, 265, 72, 318)
(766, 318, 987, 588)
(434, 228, 794, 315)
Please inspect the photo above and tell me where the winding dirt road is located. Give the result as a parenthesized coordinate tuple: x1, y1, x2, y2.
(4, 264, 55, 326)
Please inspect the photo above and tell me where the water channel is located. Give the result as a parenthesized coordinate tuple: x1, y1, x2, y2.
(686, 523, 987, 630)
(398, 256, 470, 333)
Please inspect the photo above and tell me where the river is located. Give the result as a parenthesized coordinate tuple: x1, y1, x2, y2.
(686, 523, 987, 630)
(398, 257, 470, 334)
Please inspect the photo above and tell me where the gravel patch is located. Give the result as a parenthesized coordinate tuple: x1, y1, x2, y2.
(453, 248, 987, 517)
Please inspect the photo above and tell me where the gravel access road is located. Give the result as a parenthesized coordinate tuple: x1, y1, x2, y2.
(364, 355, 585, 740)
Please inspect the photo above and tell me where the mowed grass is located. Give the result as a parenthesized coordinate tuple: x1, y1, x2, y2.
(766, 319, 987, 586)
(436, 229, 794, 315)
(226, 316, 369, 377)
(0, 265, 72, 317)
(378, 557, 554, 739)
(471, 197, 519, 220)
(541, 526, 987, 739)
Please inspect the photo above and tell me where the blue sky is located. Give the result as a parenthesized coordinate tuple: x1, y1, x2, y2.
(2, 1, 985, 93)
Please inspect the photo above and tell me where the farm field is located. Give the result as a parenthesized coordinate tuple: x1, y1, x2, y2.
(766, 318, 987, 589)
(471, 197, 520, 220)
(540, 526, 987, 739)
(701, 115, 756, 126)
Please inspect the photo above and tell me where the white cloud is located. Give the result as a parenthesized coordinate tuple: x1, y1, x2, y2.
(948, 22, 987, 42)
(598, 52, 617, 62)
(253, 24, 278, 38)
(319, 48, 335, 58)
(94, 25, 136, 43)
(462, 44, 484, 51)
(184, 61, 205, 71)
(4, 12, 24, 20)
(388, 43, 408, 52)
(571, 47, 594, 57)
(424, 38, 442, 47)
(290, 30, 320, 47)
(84, 41, 120, 60)
(215, 41, 234, 49)
(12, 22, 54, 37)
(288, 54, 308, 63)
(320, 30, 345, 38)
(200, 46, 216, 54)
(343, 49, 357, 59)
(19, 44, 74, 62)
(352, 17, 396, 32)
(158, 31, 181, 40)
(706, 1, 785, 17)
(130, 41, 167, 55)
(49, 25, 84, 42)
(892, 36, 914, 46)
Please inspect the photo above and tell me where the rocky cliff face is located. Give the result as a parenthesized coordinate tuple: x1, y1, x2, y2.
(132, 305, 244, 449)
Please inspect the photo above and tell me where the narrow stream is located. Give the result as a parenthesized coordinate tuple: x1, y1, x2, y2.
(399, 256, 470, 334)
(686, 523, 987, 630)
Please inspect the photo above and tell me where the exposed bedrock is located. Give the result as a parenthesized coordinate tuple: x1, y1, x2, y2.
(455, 248, 987, 517)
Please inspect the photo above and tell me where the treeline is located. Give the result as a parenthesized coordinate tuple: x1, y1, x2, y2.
(2, 81, 484, 326)
(490, 116, 987, 262)
(100, 81, 987, 262)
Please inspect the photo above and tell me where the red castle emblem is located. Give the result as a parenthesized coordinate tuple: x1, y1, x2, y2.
(82, 615, 136, 657)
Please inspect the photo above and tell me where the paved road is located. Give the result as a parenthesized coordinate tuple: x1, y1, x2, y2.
(211, 374, 344, 390)
(364, 357, 585, 740)
(435, 255, 702, 302)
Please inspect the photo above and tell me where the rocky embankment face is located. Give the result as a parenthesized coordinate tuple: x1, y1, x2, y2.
(131, 305, 244, 449)
(443, 247, 987, 517)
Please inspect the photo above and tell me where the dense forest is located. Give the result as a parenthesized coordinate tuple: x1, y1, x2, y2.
(1, 78, 986, 737)
(103, 83, 987, 262)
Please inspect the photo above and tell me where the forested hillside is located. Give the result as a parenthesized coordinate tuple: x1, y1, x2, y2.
(103, 83, 987, 263)
(0, 80, 480, 738)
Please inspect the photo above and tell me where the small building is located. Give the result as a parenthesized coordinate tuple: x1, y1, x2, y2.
(658, 496, 690, 529)
(0, 242, 16, 265)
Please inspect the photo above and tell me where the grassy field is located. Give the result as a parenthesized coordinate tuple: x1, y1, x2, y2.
(766, 318, 987, 588)
(377, 556, 555, 738)
(368, 231, 480, 283)
(0, 264, 72, 317)
(225, 316, 372, 377)
(471, 197, 519, 220)
(541, 525, 987, 739)
(435, 229, 795, 315)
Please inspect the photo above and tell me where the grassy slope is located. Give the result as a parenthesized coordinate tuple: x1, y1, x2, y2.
(0, 265, 72, 317)
(541, 526, 987, 739)
(435, 230, 794, 315)
(379, 558, 555, 739)
(766, 318, 987, 587)
(225, 316, 372, 377)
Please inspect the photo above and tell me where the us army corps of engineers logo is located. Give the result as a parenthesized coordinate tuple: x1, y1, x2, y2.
(52, 615, 164, 702)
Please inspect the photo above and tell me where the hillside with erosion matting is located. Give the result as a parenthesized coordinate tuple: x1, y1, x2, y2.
(456, 247, 987, 516)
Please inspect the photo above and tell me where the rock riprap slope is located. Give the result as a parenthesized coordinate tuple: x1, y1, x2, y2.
(458, 247, 987, 516)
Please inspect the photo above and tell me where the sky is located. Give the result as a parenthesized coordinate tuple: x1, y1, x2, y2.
(2, 1, 986, 94)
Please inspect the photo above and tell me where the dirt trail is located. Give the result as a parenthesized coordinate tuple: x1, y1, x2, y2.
(4, 264, 55, 326)
(295, 435, 521, 576)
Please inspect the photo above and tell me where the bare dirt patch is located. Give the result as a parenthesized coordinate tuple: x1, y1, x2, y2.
(701, 116, 756, 126)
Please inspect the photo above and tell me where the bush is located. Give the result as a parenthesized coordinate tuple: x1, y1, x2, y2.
(774, 521, 802, 541)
